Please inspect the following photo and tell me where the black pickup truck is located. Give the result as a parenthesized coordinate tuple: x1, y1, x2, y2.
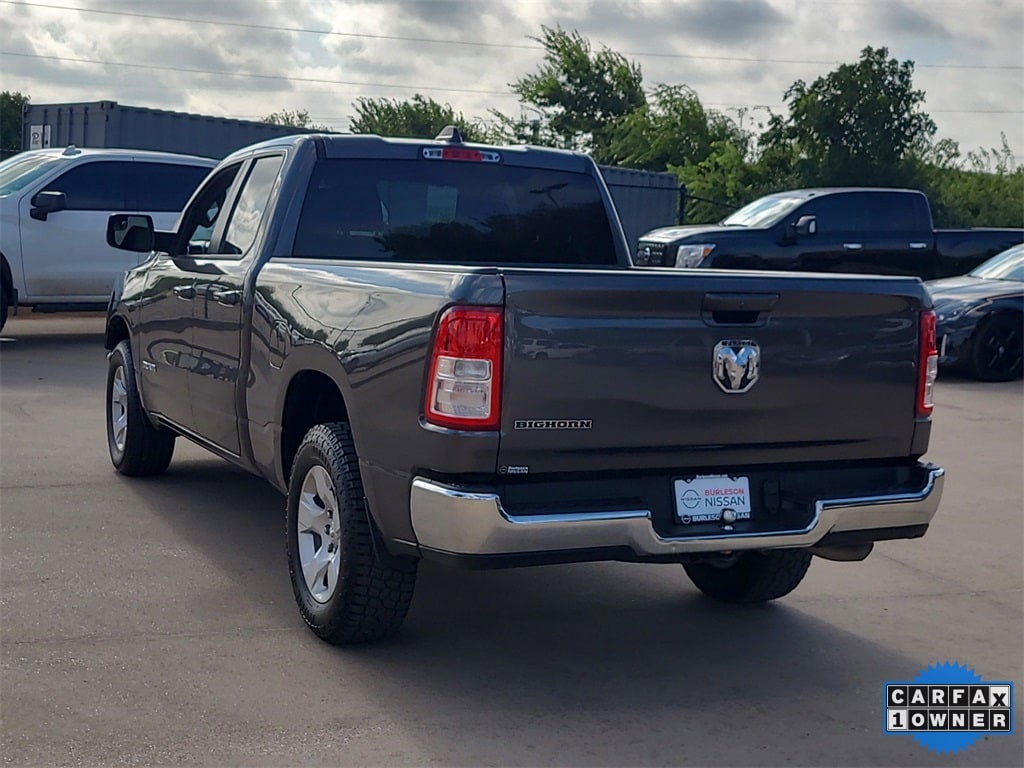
(103, 131, 944, 644)
(637, 187, 1023, 279)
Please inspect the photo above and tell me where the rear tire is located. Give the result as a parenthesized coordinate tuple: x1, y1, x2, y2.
(683, 549, 812, 603)
(0, 275, 9, 332)
(287, 422, 417, 644)
(106, 340, 175, 476)
(969, 313, 1023, 382)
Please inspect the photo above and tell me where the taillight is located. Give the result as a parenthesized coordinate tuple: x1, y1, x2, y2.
(425, 306, 503, 430)
(917, 310, 938, 417)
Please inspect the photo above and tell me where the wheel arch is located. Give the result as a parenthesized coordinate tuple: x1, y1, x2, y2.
(105, 312, 131, 351)
(279, 368, 351, 486)
(969, 304, 1024, 343)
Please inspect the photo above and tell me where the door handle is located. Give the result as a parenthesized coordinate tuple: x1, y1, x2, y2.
(909, 242, 929, 250)
(843, 243, 863, 251)
(172, 285, 195, 300)
(702, 292, 779, 326)
(212, 289, 241, 306)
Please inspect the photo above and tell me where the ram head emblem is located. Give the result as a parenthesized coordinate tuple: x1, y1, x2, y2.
(713, 340, 760, 393)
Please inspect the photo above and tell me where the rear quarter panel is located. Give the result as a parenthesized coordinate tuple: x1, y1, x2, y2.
(248, 261, 505, 541)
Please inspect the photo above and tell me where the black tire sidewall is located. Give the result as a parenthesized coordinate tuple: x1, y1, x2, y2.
(0, 276, 8, 331)
(970, 314, 1023, 382)
(106, 343, 131, 468)
(105, 339, 174, 475)
(285, 422, 417, 644)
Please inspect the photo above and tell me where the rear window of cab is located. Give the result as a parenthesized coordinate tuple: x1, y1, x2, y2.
(292, 158, 618, 267)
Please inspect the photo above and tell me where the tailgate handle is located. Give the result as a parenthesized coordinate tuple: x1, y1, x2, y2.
(703, 293, 779, 326)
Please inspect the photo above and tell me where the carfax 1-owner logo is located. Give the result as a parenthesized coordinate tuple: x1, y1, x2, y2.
(884, 662, 1015, 754)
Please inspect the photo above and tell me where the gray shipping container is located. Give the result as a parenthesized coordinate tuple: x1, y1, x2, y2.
(598, 165, 681, 253)
(21, 101, 316, 159)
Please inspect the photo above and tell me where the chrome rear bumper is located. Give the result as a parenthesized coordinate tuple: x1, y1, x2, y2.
(409, 465, 944, 557)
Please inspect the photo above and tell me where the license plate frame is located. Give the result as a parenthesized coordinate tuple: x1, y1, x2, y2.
(674, 474, 752, 525)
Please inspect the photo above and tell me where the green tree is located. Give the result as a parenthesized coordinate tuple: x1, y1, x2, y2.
(1, 91, 30, 156)
(918, 135, 1023, 227)
(673, 140, 773, 224)
(349, 94, 479, 139)
(925, 166, 1024, 227)
(608, 85, 745, 171)
(508, 25, 645, 160)
(759, 46, 936, 186)
(261, 108, 331, 131)
(965, 133, 1018, 175)
(475, 109, 559, 147)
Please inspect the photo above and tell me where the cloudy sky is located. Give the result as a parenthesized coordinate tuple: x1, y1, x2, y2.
(2, 0, 1022, 162)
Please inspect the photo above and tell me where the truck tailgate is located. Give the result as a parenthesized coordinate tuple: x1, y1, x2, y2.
(498, 269, 927, 474)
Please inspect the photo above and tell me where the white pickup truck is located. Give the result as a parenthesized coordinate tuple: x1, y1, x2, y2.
(0, 146, 215, 329)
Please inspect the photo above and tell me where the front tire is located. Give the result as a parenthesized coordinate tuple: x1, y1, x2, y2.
(969, 313, 1023, 382)
(683, 549, 812, 603)
(286, 422, 417, 644)
(106, 340, 175, 476)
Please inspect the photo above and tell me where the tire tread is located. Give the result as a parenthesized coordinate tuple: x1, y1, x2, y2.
(1, 274, 8, 332)
(107, 340, 175, 476)
(684, 548, 812, 604)
(969, 312, 1023, 382)
(287, 422, 417, 645)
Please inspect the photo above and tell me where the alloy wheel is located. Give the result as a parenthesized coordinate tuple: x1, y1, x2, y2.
(296, 464, 342, 603)
(976, 317, 1022, 380)
(110, 365, 129, 453)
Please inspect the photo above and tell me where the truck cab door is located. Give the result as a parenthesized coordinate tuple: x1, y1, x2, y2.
(187, 153, 285, 457)
(854, 191, 937, 279)
(135, 163, 243, 431)
(785, 195, 863, 273)
(787, 192, 933, 277)
(18, 160, 139, 301)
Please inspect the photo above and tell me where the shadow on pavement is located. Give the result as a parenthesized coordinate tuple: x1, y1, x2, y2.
(112, 454, 956, 766)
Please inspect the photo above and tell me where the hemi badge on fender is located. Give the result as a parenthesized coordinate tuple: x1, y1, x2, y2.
(514, 419, 592, 430)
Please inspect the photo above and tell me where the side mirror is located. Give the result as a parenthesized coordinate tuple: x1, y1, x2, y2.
(794, 215, 817, 237)
(107, 214, 155, 252)
(29, 191, 67, 221)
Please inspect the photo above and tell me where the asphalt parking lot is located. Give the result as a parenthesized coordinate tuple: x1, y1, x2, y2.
(1, 313, 1021, 767)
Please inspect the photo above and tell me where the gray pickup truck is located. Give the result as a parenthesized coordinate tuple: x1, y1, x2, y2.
(104, 130, 944, 644)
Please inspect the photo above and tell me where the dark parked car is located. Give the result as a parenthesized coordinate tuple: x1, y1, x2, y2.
(927, 244, 1023, 381)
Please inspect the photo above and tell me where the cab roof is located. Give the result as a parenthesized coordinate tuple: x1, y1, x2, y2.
(223, 129, 595, 174)
(16, 146, 216, 165)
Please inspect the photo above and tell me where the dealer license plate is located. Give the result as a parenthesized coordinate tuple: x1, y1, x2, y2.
(674, 475, 752, 525)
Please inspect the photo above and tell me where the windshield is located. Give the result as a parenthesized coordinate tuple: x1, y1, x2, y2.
(0, 153, 63, 197)
(969, 244, 1024, 281)
(721, 194, 807, 228)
